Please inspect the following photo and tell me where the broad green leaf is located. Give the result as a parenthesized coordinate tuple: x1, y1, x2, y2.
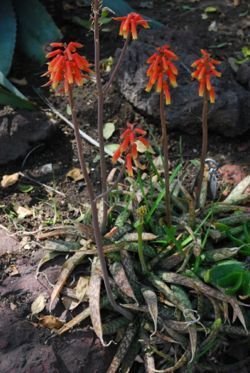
(13, 0, 62, 63)
(242, 46, 250, 58)
(0, 0, 16, 75)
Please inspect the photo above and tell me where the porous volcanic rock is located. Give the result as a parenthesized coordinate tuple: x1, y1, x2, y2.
(115, 27, 250, 137)
(0, 107, 56, 165)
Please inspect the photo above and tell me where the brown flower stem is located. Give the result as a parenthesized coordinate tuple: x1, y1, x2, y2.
(160, 91, 172, 226)
(93, 0, 107, 231)
(68, 86, 133, 321)
(196, 91, 208, 207)
(103, 36, 130, 94)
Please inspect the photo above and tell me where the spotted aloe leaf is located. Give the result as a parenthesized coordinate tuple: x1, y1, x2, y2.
(110, 261, 138, 304)
(107, 322, 138, 373)
(142, 287, 158, 335)
(171, 285, 197, 362)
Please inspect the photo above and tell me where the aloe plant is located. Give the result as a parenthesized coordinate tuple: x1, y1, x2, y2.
(0, 0, 62, 109)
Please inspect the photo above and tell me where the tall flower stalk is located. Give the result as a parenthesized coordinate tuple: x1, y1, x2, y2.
(105, 12, 150, 93)
(43, 41, 132, 320)
(146, 45, 178, 226)
(92, 3, 150, 229)
(191, 49, 221, 207)
(92, 0, 107, 231)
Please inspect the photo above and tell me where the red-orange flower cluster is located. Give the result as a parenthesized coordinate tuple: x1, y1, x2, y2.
(112, 122, 149, 177)
(191, 49, 221, 103)
(145, 45, 178, 105)
(113, 12, 149, 40)
(43, 42, 91, 94)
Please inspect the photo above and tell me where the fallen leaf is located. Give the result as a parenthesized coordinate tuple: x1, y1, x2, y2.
(1, 172, 20, 188)
(122, 232, 157, 242)
(135, 140, 154, 154)
(66, 168, 84, 181)
(39, 315, 64, 329)
(103, 122, 115, 140)
(104, 143, 119, 156)
(204, 6, 218, 13)
(14, 205, 33, 220)
(5, 264, 19, 277)
(49, 251, 86, 312)
(10, 302, 17, 310)
(31, 294, 46, 315)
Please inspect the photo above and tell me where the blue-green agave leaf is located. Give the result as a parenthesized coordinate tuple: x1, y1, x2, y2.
(0, 0, 16, 75)
(0, 70, 34, 109)
(13, 0, 62, 63)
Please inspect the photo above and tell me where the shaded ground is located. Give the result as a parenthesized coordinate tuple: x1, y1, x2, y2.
(0, 1, 250, 372)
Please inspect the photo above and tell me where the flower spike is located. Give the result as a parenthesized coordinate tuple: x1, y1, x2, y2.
(43, 42, 92, 94)
(113, 12, 150, 40)
(112, 122, 149, 177)
(191, 49, 221, 103)
(145, 45, 178, 105)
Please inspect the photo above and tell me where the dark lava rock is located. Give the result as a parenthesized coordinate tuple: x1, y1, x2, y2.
(237, 61, 250, 90)
(0, 306, 60, 373)
(0, 107, 56, 165)
(115, 27, 250, 137)
(0, 304, 114, 373)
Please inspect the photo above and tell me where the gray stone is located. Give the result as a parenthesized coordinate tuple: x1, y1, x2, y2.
(0, 107, 56, 165)
(115, 27, 250, 137)
(0, 227, 19, 257)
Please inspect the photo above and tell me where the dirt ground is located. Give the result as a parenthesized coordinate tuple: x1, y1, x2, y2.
(0, 1, 250, 372)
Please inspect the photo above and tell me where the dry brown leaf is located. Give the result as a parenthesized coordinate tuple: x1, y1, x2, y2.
(89, 258, 111, 346)
(75, 276, 89, 302)
(14, 205, 33, 220)
(1, 172, 20, 188)
(49, 251, 86, 312)
(5, 264, 19, 277)
(66, 168, 84, 181)
(39, 315, 64, 330)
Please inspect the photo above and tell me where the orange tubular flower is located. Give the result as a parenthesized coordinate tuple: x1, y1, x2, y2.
(112, 122, 149, 177)
(113, 12, 150, 40)
(191, 49, 221, 103)
(43, 42, 92, 94)
(145, 45, 178, 105)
